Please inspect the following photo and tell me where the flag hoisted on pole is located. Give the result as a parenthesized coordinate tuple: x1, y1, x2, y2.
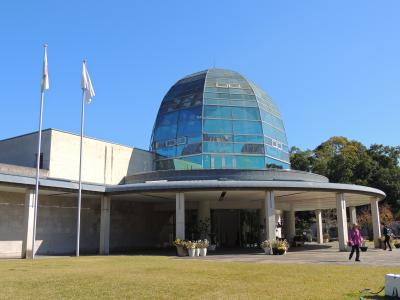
(32, 44, 49, 259)
(76, 60, 95, 257)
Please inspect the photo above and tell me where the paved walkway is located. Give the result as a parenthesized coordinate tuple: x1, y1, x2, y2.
(176, 242, 400, 267)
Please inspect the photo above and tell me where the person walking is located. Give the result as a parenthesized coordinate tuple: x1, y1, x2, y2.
(348, 224, 363, 262)
(382, 223, 392, 251)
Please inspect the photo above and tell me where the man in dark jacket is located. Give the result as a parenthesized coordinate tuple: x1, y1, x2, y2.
(382, 223, 392, 251)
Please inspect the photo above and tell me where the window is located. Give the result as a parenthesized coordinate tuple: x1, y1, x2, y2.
(35, 153, 44, 169)
(204, 142, 234, 153)
(234, 143, 264, 154)
(204, 106, 231, 119)
(235, 156, 265, 169)
(204, 119, 232, 134)
(216, 82, 229, 88)
(165, 139, 176, 147)
(233, 120, 262, 135)
(203, 134, 233, 143)
(231, 107, 260, 120)
(177, 106, 202, 138)
(154, 111, 178, 140)
(176, 137, 187, 145)
(229, 83, 241, 88)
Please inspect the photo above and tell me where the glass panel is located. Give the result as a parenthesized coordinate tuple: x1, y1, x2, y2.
(203, 154, 211, 168)
(203, 134, 233, 142)
(262, 123, 288, 144)
(235, 156, 265, 169)
(234, 135, 263, 143)
(260, 109, 284, 130)
(233, 120, 262, 135)
(231, 107, 260, 120)
(155, 159, 175, 170)
(211, 156, 222, 169)
(155, 147, 176, 157)
(224, 155, 234, 168)
(177, 143, 202, 156)
(204, 142, 234, 153)
(153, 111, 178, 141)
(204, 119, 232, 133)
(266, 157, 290, 169)
(204, 106, 231, 119)
(177, 106, 202, 138)
(234, 143, 264, 154)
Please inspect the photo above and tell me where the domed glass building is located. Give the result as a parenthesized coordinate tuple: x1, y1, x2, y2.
(151, 68, 290, 171)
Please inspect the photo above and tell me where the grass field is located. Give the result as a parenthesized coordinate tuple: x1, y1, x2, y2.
(0, 256, 397, 299)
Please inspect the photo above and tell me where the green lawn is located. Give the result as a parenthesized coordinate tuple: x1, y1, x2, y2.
(0, 256, 397, 299)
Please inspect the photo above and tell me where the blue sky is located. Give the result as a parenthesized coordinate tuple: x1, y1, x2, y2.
(0, 1, 399, 151)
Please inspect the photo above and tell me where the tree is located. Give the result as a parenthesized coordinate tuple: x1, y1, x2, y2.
(290, 137, 400, 215)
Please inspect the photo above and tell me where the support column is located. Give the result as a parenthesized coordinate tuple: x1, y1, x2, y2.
(22, 189, 35, 259)
(264, 191, 276, 241)
(336, 193, 348, 251)
(259, 200, 266, 241)
(371, 198, 381, 248)
(176, 193, 185, 240)
(99, 195, 111, 255)
(288, 207, 296, 242)
(315, 209, 323, 244)
(349, 206, 357, 226)
(198, 200, 210, 238)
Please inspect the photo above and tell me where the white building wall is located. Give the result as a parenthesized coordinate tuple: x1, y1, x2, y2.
(48, 130, 152, 184)
(0, 130, 51, 170)
(0, 129, 153, 185)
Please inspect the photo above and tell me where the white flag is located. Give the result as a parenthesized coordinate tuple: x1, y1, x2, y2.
(41, 45, 49, 92)
(81, 61, 95, 103)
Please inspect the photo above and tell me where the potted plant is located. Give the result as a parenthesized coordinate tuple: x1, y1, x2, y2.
(261, 240, 273, 255)
(360, 240, 368, 252)
(194, 241, 201, 256)
(393, 239, 400, 249)
(272, 240, 289, 255)
(173, 239, 187, 257)
(198, 239, 209, 256)
(186, 241, 196, 257)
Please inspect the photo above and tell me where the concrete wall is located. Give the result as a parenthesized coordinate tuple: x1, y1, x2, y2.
(0, 129, 153, 185)
(48, 130, 152, 184)
(0, 192, 25, 258)
(0, 130, 51, 170)
(0, 190, 174, 257)
(110, 200, 173, 252)
(0, 190, 101, 257)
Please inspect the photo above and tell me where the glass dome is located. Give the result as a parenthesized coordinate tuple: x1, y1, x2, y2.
(150, 69, 290, 170)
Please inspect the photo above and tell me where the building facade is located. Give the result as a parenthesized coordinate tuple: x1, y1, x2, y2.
(0, 69, 385, 258)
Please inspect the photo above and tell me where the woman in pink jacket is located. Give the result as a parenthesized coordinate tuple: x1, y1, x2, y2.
(348, 224, 363, 262)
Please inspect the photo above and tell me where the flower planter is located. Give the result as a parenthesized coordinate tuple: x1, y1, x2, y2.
(263, 247, 271, 255)
(188, 249, 195, 257)
(272, 248, 286, 255)
(195, 248, 200, 256)
(199, 248, 207, 256)
(360, 246, 368, 252)
(176, 246, 187, 257)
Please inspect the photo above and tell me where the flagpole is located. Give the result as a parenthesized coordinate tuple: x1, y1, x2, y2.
(76, 83, 86, 257)
(32, 44, 48, 259)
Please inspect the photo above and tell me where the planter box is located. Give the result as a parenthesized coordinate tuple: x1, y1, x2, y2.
(176, 246, 187, 257)
(263, 247, 271, 255)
